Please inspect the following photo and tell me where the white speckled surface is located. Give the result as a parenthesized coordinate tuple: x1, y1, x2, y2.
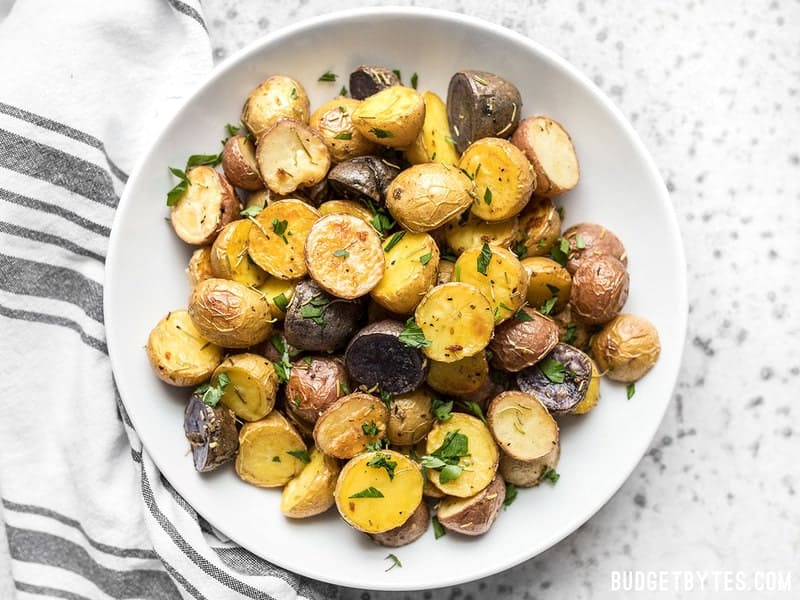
(202, 1, 799, 598)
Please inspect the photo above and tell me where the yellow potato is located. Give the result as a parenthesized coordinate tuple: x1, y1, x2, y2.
(317, 199, 374, 223)
(515, 196, 562, 257)
(255, 277, 295, 320)
(241, 75, 310, 137)
(170, 166, 239, 245)
(256, 118, 331, 195)
(444, 213, 519, 255)
(235, 412, 307, 488)
(212, 353, 279, 422)
(486, 391, 558, 462)
(351, 86, 425, 148)
(404, 91, 460, 166)
(186, 246, 213, 288)
(522, 256, 572, 314)
(310, 97, 378, 162)
(281, 447, 341, 518)
(454, 245, 528, 323)
(313, 393, 388, 459)
(572, 358, 601, 414)
(370, 231, 440, 314)
(426, 352, 489, 396)
(209, 219, 268, 287)
(510, 116, 579, 198)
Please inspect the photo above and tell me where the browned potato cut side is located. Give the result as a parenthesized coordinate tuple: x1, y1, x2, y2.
(188, 278, 273, 348)
(170, 166, 240, 245)
(459, 138, 535, 222)
(454, 245, 528, 324)
(515, 196, 562, 258)
(590, 314, 661, 383)
(241, 75, 310, 137)
(186, 246, 213, 288)
(437, 474, 506, 536)
(317, 199, 373, 223)
(404, 91, 460, 166)
(387, 387, 435, 446)
(510, 116, 579, 197)
(313, 393, 388, 459)
(444, 214, 519, 256)
(304, 213, 385, 299)
(488, 308, 560, 372)
(257, 118, 331, 195)
(212, 353, 278, 422)
(210, 219, 268, 287)
(310, 97, 378, 163)
(522, 256, 572, 315)
(386, 163, 475, 233)
(487, 391, 558, 461)
(281, 447, 341, 518)
(414, 282, 494, 363)
(247, 198, 320, 280)
(369, 501, 430, 547)
(425, 413, 499, 498)
(334, 450, 424, 533)
(499, 443, 560, 487)
(351, 86, 425, 148)
(370, 231, 440, 315)
(235, 412, 307, 488)
(426, 352, 489, 396)
(221, 135, 263, 190)
(146, 309, 223, 386)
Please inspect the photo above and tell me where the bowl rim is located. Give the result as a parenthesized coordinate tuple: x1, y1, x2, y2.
(105, 6, 688, 590)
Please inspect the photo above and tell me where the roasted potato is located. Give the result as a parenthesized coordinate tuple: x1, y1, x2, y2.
(552, 305, 596, 352)
(245, 187, 295, 211)
(425, 413, 499, 498)
(515, 196, 562, 258)
(305, 213, 385, 299)
(590, 314, 661, 383)
(447, 70, 522, 152)
(344, 321, 428, 395)
(516, 343, 594, 414)
(386, 163, 475, 233)
(349, 65, 400, 100)
(247, 198, 321, 280)
(426, 352, 489, 396)
(283, 279, 363, 352)
(310, 97, 379, 163)
(369, 501, 430, 547)
(522, 256, 572, 315)
(500, 445, 560, 488)
(436, 259, 455, 285)
(281, 447, 341, 518)
(188, 278, 273, 348)
(444, 213, 518, 256)
(351, 86, 425, 148)
(170, 166, 240, 245)
(285, 356, 349, 426)
(562, 223, 628, 275)
(326, 155, 400, 205)
(241, 75, 310, 137)
(370, 231, 440, 314)
(415, 282, 495, 362)
(256, 118, 331, 195)
(221, 135, 263, 190)
(453, 244, 528, 323)
(437, 474, 506, 536)
(487, 391, 558, 462)
(334, 450, 424, 534)
(317, 199, 374, 223)
(459, 137, 535, 222)
(235, 411, 307, 488)
(255, 277, 295, 320)
(210, 219, 268, 287)
(146, 309, 224, 386)
(387, 387, 435, 446)
(572, 357, 601, 414)
(488, 308, 560, 372)
(184, 394, 239, 472)
(313, 393, 388, 459)
(186, 246, 214, 288)
(510, 116, 579, 198)
(569, 254, 629, 325)
(211, 353, 279, 422)
(405, 91, 460, 166)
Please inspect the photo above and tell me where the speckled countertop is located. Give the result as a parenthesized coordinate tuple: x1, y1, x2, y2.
(204, 1, 799, 598)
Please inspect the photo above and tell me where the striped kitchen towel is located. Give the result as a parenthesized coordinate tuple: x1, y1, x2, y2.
(0, 1, 336, 598)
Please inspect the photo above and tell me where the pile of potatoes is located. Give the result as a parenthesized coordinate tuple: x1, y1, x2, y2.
(146, 65, 661, 546)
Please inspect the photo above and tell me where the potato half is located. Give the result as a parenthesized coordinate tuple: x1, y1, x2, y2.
(370, 231, 440, 314)
(510, 116, 579, 198)
(387, 387, 435, 447)
(313, 393, 388, 459)
(487, 391, 558, 462)
(426, 352, 489, 396)
(210, 219, 268, 287)
(317, 199, 373, 223)
(235, 412, 307, 488)
(515, 196, 562, 258)
(437, 474, 506, 536)
(404, 91, 460, 166)
(221, 135, 263, 191)
(146, 309, 223, 386)
(186, 247, 214, 288)
(522, 256, 572, 315)
(241, 75, 310, 137)
(454, 245, 528, 324)
(351, 86, 425, 148)
(212, 353, 278, 422)
(257, 118, 331, 195)
(304, 213, 385, 299)
(334, 450, 424, 534)
(369, 501, 430, 547)
(170, 166, 240, 245)
(414, 282, 495, 362)
(255, 276, 296, 320)
(444, 214, 519, 256)
(281, 447, 341, 518)
(310, 97, 378, 163)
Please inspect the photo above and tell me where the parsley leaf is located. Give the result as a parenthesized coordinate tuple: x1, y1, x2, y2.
(194, 372, 230, 407)
(539, 296, 558, 316)
(290, 87, 298, 100)
(339, 85, 348, 97)
(272, 218, 289, 244)
(419, 252, 433, 265)
(369, 127, 394, 139)
(349, 486, 384, 499)
(477, 243, 492, 275)
(503, 483, 518, 509)
(318, 70, 337, 82)
(563, 322, 577, 344)
(445, 135, 457, 146)
(439, 464, 463, 484)
(459, 401, 487, 424)
(333, 248, 350, 258)
(287, 449, 311, 464)
(627, 383, 636, 400)
(431, 430, 469, 462)
(333, 132, 353, 140)
(272, 293, 289, 313)
(272, 456, 281, 462)
(431, 397, 453, 421)
(270, 335, 292, 383)
(365, 439, 388, 452)
(361, 421, 380, 436)
(384, 231, 406, 252)
(367, 453, 397, 480)
(225, 123, 240, 137)
(550, 237, 569, 266)
(542, 466, 560, 485)
(300, 295, 329, 327)
(540, 357, 566, 384)
(186, 153, 222, 168)
(512, 239, 528, 259)
(385, 553, 402, 571)
(239, 205, 262, 217)
(515, 309, 534, 322)
(575, 234, 586, 249)
(454, 264, 462, 282)
(166, 167, 190, 207)
(410, 72, 419, 89)
(483, 187, 493, 205)
(432, 515, 446, 539)
(398, 317, 431, 348)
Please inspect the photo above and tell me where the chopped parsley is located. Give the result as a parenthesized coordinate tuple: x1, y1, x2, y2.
(512, 239, 528, 259)
(349, 486, 384, 499)
(627, 383, 636, 400)
(432, 515, 446, 539)
(166, 167, 191, 207)
(300, 295, 329, 327)
(270, 335, 292, 383)
(459, 400, 487, 424)
(398, 317, 431, 348)
(539, 357, 566, 384)
(454, 264, 462, 281)
(384, 231, 406, 252)
(272, 456, 281, 463)
(477, 243, 492, 275)
(333, 248, 350, 258)
(365, 439, 388, 452)
(503, 483, 518, 508)
(515, 309, 534, 322)
(445, 135, 457, 146)
(369, 127, 394, 139)
(575, 234, 586, 249)
(193, 372, 230, 407)
(272, 218, 289, 244)
(422, 430, 470, 485)
(318, 70, 337, 82)
(431, 397, 453, 421)
(419, 252, 433, 265)
(333, 132, 352, 140)
(563, 322, 577, 344)
(367, 453, 397, 480)
(361, 421, 380, 436)
(384, 553, 402, 571)
(339, 85, 348, 97)
(550, 237, 570, 266)
(272, 293, 289, 313)
(287, 449, 311, 464)
(483, 187, 493, 205)
(410, 72, 419, 89)
(225, 123, 240, 137)
(542, 466, 560, 485)
(392, 69, 402, 83)
(239, 205, 263, 217)
(539, 296, 558, 316)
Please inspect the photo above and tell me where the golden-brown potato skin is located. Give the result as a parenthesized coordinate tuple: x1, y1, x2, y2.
(313, 393, 388, 459)
(569, 255, 629, 325)
(280, 447, 340, 518)
(188, 278, 273, 348)
(522, 256, 572, 315)
(285, 356, 349, 426)
(590, 314, 661, 382)
(436, 474, 506, 536)
(241, 75, 310, 137)
(170, 166, 240, 245)
(186, 247, 214, 288)
(369, 501, 429, 547)
(221, 135, 263, 191)
(310, 97, 378, 163)
(488, 308, 560, 372)
(515, 196, 561, 257)
(351, 86, 425, 148)
(563, 223, 627, 275)
(386, 387, 435, 446)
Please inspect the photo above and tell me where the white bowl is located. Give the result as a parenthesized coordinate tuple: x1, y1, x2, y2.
(105, 7, 687, 591)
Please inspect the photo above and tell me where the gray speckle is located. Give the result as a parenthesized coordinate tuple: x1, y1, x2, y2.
(633, 493, 647, 508)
